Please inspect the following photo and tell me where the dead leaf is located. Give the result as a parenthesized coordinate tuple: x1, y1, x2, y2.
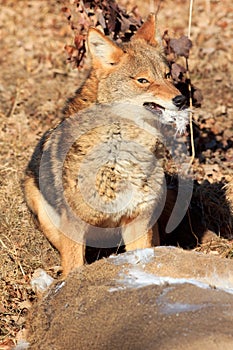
(171, 63, 186, 82)
(170, 36, 192, 58)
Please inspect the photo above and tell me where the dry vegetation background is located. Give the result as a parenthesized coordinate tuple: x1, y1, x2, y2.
(0, 0, 232, 347)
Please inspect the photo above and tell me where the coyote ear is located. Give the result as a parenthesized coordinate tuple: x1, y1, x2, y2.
(87, 28, 124, 66)
(132, 13, 161, 47)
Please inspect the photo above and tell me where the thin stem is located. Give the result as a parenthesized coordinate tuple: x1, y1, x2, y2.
(186, 58, 195, 164)
(188, 0, 194, 38)
(187, 0, 195, 165)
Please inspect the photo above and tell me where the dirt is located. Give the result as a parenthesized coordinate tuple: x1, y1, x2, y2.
(0, 0, 232, 348)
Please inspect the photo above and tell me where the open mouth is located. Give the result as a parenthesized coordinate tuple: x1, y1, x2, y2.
(143, 102, 165, 116)
(142, 101, 189, 134)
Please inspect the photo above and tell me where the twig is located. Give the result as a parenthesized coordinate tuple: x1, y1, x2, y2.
(187, 208, 199, 245)
(7, 87, 19, 118)
(115, 237, 123, 255)
(187, 0, 194, 39)
(0, 238, 8, 249)
(187, 0, 195, 165)
(1, 234, 26, 277)
(186, 58, 195, 165)
(155, 0, 163, 16)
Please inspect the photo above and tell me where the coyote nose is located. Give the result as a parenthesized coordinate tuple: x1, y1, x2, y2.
(172, 95, 187, 109)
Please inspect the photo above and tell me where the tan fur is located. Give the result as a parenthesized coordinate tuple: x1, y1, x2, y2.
(64, 14, 178, 116)
(24, 14, 188, 276)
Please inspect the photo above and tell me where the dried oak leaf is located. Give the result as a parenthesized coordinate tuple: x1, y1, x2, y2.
(170, 36, 192, 58)
(64, 44, 80, 67)
(63, 0, 143, 68)
(171, 63, 186, 82)
(96, 9, 106, 29)
(193, 87, 204, 106)
(74, 34, 85, 50)
(61, 7, 71, 21)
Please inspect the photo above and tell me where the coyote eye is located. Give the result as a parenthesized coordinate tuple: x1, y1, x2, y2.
(165, 72, 171, 79)
(137, 78, 150, 84)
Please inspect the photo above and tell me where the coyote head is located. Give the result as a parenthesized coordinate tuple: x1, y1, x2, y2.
(87, 14, 188, 133)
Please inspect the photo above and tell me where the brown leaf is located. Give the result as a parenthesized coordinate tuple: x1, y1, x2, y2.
(193, 87, 203, 106)
(0, 302, 7, 313)
(171, 63, 186, 82)
(74, 34, 85, 50)
(119, 15, 132, 32)
(170, 36, 192, 58)
(61, 7, 71, 21)
(96, 10, 106, 29)
(64, 45, 76, 56)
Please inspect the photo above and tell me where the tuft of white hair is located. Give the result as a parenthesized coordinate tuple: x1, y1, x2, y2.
(161, 108, 190, 135)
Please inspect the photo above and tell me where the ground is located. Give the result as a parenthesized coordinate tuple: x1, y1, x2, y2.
(0, 0, 232, 348)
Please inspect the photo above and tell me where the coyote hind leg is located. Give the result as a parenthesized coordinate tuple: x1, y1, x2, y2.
(24, 176, 85, 276)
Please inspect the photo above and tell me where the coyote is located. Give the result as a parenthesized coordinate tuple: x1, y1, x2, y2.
(24, 14, 188, 275)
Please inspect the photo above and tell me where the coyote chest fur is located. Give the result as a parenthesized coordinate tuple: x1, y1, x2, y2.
(24, 14, 188, 275)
